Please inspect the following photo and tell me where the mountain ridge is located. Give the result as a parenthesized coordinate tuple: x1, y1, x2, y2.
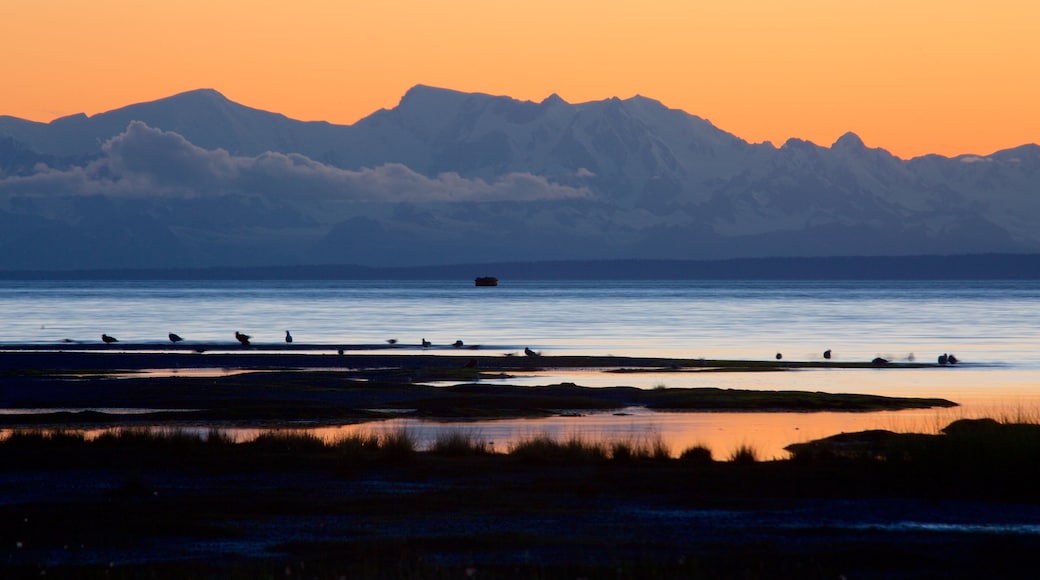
(0, 86, 1038, 271)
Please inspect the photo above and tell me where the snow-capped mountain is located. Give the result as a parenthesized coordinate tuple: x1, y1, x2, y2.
(0, 86, 1036, 270)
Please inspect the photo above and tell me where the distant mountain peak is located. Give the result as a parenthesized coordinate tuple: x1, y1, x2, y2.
(136, 88, 232, 110)
(399, 84, 476, 105)
(540, 93, 568, 106)
(625, 94, 666, 108)
(172, 87, 226, 98)
(833, 131, 865, 150)
(780, 137, 822, 151)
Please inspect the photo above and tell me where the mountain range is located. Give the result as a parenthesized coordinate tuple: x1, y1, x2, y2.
(1, 86, 1038, 271)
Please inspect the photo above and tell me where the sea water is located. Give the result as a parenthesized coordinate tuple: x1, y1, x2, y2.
(2, 279, 1038, 457)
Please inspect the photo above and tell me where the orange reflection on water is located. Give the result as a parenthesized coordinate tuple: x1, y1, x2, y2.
(4, 365, 1036, 461)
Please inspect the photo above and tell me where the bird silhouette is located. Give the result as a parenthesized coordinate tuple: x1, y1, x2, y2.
(285, 331, 293, 344)
(101, 334, 118, 344)
(823, 349, 832, 360)
(169, 333, 184, 343)
(421, 338, 431, 348)
(524, 347, 539, 357)
(386, 338, 397, 345)
(235, 331, 251, 346)
(775, 352, 783, 360)
(947, 353, 959, 364)
(453, 340, 464, 348)
(938, 353, 949, 365)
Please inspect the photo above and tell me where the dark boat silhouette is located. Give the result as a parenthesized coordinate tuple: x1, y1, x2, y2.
(475, 277, 498, 287)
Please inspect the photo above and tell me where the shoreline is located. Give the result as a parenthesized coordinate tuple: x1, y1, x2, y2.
(0, 343, 942, 370)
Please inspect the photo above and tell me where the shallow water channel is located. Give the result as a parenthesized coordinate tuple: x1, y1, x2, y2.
(5, 363, 1035, 460)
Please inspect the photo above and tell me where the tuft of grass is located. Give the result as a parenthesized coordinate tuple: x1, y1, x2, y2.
(379, 428, 417, 461)
(609, 434, 671, 461)
(332, 431, 382, 457)
(429, 429, 492, 457)
(510, 433, 607, 462)
(679, 444, 714, 463)
(728, 443, 759, 464)
(204, 428, 236, 447)
(246, 430, 327, 454)
(93, 427, 207, 451)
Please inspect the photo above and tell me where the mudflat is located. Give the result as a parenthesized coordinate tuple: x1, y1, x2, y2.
(0, 348, 953, 426)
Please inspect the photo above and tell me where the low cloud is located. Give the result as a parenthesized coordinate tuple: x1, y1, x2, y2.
(0, 121, 591, 203)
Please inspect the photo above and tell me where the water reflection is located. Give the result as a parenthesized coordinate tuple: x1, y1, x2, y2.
(3, 365, 1038, 460)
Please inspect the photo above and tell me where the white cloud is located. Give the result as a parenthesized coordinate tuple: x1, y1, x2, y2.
(0, 122, 592, 204)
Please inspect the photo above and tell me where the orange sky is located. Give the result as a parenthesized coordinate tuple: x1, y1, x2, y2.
(2, 1, 1037, 159)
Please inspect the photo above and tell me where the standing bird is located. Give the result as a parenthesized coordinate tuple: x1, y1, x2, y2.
(235, 331, 251, 346)
(421, 338, 431, 348)
(101, 334, 118, 344)
(823, 349, 832, 360)
(169, 333, 184, 343)
(938, 353, 949, 365)
(285, 330, 293, 344)
(525, 347, 539, 357)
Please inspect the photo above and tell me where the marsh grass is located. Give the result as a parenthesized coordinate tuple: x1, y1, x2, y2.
(507, 432, 671, 462)
(609, 434, 671, 461)
(728, 443, 759, 464)
(428, 429, 492, 457)
(5, 417, 1040, 479)
(508, 433, 607, 462)
(378, 428, 418, 460)
(1, 428, 86, 447)
(331, 431, 382, 458)
(246, 430, 328, 453)
(679, 444, 714, 463)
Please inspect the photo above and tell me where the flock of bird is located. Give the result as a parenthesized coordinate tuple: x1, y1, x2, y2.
(97, 332, 539, 352)
(101, 331, 288, 347)
(99, 333, 959, 364)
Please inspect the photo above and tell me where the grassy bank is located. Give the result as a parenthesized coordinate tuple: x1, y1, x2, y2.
(3, 419, 1040, 578)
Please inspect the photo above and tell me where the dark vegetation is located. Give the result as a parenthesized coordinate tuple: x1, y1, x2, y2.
(3, 420, 1040, 578)
(0, 350, 1025, 578)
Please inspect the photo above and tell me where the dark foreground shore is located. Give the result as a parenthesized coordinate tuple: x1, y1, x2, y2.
(4, 348, 1031, 578)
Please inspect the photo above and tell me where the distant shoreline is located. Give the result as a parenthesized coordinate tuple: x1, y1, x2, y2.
(1, 253, 1039, 280)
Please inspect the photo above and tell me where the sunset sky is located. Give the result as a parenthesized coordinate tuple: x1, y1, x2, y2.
(2, 1, 1037, 159)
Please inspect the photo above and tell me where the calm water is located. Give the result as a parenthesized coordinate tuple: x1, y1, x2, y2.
(2, 279, 1039, 458)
